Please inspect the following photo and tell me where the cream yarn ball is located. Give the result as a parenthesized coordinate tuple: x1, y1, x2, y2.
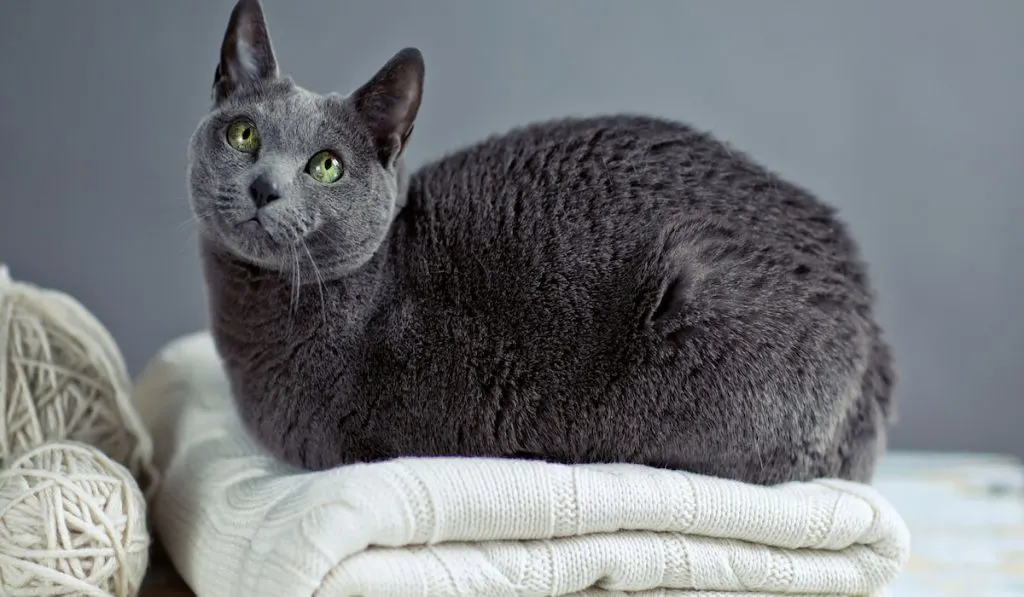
(0, 441, 150, 597)
(0, 264, 156, 491)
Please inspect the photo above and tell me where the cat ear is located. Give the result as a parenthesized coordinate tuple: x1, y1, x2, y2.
(213, 0, 279, 103)
(351, 48, 424, 166)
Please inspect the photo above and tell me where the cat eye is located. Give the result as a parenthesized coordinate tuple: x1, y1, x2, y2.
(306, 150, 343, 184)
(226, 120, 261, 154)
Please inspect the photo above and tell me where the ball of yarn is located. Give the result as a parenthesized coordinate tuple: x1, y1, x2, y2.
(0, 264, 156, 491)
(0, 441, 150, 597)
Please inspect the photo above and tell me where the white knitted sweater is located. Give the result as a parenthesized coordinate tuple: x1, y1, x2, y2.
(133, 332, 910, 597)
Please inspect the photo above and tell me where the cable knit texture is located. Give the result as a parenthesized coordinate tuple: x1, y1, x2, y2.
(132, 332, 910, 597)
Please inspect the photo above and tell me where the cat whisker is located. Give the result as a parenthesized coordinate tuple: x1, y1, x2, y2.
(173, 210, 202, 248)
(175, 216, 198, 233)
(301, 241, 327, 326)
(287, 243, 301, 337)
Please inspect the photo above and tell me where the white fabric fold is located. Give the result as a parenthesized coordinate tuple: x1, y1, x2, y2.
(133, 332, 910, 597)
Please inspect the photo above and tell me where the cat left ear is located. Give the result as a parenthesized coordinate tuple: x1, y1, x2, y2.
(213, 0, 278, 103)
(351, 48, 425, 167)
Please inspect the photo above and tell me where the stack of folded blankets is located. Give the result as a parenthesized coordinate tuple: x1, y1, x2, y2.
(133, 333, 911, 597)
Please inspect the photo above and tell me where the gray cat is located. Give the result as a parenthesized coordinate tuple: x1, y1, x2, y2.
(189, 0, 895, 485)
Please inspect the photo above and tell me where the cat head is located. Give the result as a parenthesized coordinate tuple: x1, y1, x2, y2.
(188, 0, 423, 277)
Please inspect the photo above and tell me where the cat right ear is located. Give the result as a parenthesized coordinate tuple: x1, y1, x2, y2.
(213, 0, 279, 103)
(351, 48, 425, 167)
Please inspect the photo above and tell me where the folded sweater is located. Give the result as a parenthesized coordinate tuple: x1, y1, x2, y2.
(132, 332, 910, 597)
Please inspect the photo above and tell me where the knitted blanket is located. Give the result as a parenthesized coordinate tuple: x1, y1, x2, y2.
(133, 332, 910, 597)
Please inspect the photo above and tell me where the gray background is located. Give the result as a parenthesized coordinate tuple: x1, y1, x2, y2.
(1, 1, 1021, 457)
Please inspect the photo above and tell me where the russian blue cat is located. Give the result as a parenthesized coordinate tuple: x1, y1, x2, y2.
(188, 0, 895, 484)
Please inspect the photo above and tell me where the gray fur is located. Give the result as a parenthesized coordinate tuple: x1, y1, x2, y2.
(189, 0, 895, 485)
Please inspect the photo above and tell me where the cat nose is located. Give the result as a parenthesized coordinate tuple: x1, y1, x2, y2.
(249, 174, 281, 208)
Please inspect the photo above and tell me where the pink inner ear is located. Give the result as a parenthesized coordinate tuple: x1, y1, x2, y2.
(232, 36, 261, 81)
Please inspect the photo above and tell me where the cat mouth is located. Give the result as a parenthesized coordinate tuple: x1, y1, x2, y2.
(235, 215, 280, 242)
(239, 217, 265, 236)
(226, 214, 282, 253)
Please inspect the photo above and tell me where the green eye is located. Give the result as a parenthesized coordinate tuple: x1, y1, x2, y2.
(306, 150, 343, 183)
(226, 121, 260, 153)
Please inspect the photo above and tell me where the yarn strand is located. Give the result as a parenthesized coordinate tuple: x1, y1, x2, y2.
(0, 442, 149, 597)
(0, 264, 158, 493)
(0, 265, 152, 597)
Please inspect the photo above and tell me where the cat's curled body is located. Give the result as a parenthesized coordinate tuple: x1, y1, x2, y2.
(194, 0, 895, 485)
